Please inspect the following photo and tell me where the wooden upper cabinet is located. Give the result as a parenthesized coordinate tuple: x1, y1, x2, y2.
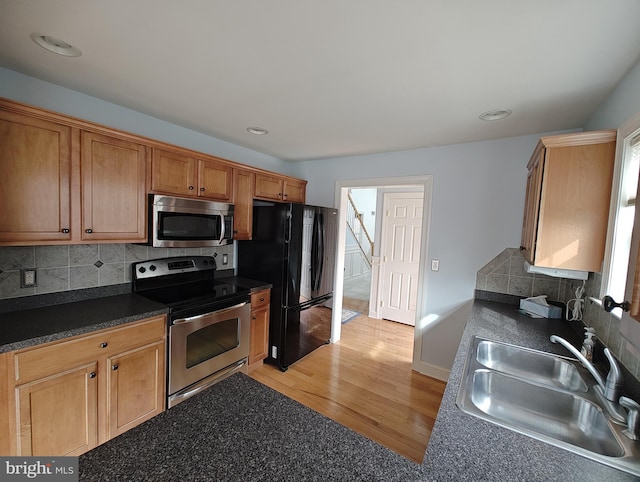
(151, 148, 233, 201)
(0, 109, 72, 243)
(255, 172, 307, 203)
(151, 148, 196, 197)
(520, 131, 616, 272)
(233, 169, 255, 240)
(198, 159, 233, 201)
(284, 178, 307, 203)
(81, 131, 148, 242)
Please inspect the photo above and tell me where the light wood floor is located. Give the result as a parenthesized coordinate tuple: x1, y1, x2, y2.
(249, 312, 447, 463)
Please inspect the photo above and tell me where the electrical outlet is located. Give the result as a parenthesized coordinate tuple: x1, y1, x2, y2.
(431, 259, 440, 271)
(222, 253, 228, 265)
(21, 269, 37, 288)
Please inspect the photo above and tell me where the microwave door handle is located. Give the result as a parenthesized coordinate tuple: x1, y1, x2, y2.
(219, 213, 225, 243)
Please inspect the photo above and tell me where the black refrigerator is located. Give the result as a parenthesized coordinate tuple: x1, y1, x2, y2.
(237, 201, 338, 371)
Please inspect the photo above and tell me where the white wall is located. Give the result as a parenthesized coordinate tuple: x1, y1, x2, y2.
(0, 67, 290, 174)
(292, 134, 546, 377)
(586, 57, 640, 130)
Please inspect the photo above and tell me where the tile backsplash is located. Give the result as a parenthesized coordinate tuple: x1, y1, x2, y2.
(0, 243, 235, 300)
(477, 247, 640, 381)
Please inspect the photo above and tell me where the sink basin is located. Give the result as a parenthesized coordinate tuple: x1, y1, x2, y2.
(475, 339, 588, 392)
(457, 337, 640, 477)
(470, 369, 622, 456)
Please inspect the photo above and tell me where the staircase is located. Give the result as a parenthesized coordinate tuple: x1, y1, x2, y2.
(346, 192, 374, 268)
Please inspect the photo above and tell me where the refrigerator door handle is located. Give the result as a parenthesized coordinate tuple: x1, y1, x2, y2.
(291, 292, 333, 311)
(311, 212, 325, 291)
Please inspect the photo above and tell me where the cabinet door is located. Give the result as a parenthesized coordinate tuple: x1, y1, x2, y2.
(254, 173, 284, 201)
(16, 363, 98, 456)
(81, 131, 148, 242)
(106, 340, 165, 439)
(249, 290, 270, 366)
(198, 159, 233, 201)
(283, 179, 307, 204)
(520, 150, 544, 264)
(0, 110, 72, 243)
(151, 147, 197, 196)
(233, 169, 254, 240)
(535, 142, 615, 271)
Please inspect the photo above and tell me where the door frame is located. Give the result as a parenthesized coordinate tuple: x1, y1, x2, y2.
(332, 175, 433, 371)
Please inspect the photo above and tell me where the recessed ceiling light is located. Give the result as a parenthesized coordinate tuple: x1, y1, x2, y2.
(30, 33, 82, 57)
(246, 127, 268, 136)
(479, 109, 512, 121)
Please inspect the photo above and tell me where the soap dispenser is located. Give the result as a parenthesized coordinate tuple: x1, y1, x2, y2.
(581, 327, 596, 362)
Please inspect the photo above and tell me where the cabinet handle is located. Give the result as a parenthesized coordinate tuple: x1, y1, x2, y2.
(260, 298, 265, 302)
(100, 342, 108, 348)
(519, 246, 525, 250)
(188, 185, 194, 190)
(200, 187, 205, 192)
(284, 193, 288, 198)
(603, 295, 631, 313)
(112, 364, 119, 371)
(85, 228, 93, 234)
(61, 228, 70, 234)
(252, 316, 257, 320)
(89, 372, 96, 379)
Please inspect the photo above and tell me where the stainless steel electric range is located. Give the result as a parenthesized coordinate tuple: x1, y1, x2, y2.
(132, 256, 250, 408)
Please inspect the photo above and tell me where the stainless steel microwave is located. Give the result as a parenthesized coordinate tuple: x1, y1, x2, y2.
(149, 194, 234, 247)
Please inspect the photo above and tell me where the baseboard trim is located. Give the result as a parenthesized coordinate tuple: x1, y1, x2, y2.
(416, 361, 450, 382)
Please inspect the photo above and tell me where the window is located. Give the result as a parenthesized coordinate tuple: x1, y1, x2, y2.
(602, 126, 640, 313)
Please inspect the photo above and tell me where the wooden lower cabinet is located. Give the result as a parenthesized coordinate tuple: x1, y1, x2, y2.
(17, 363, 98, 456)
(249, 289, 271, 370)
(106, 340, 164, 439)
(10, 315, 166, 456)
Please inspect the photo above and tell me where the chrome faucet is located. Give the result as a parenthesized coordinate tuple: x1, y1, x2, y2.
(550, 335, 627, 424)
(550, 335, 623, 401)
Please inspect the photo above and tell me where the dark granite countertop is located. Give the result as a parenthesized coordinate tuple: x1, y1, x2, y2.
(218, 275, 272, 293)
(0, 294, 168, 353)
(0, 276, 268, 354)
(422, 298, 637, 481)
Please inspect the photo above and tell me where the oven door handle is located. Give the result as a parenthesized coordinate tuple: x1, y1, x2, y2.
(172, 301, 248, 324)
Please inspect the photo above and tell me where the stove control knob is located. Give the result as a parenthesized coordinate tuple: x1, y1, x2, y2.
(149, 265, 156, 271)
(138, 266, 146, 273)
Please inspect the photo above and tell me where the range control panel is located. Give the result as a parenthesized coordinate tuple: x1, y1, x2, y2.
(133, 256, 217, 280)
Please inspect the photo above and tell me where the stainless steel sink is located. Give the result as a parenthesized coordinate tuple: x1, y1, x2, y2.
(475, 339, 588, 392)
(457, 337, 640, 476)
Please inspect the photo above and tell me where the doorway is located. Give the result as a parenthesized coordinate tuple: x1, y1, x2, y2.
(332, 176, 433, 371)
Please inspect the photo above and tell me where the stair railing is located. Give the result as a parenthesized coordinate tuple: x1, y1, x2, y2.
(346, 193, 374, 267)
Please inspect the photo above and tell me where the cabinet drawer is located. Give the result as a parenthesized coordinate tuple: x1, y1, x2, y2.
(251, 290, 270, 310)
(15, 316, 166, 385)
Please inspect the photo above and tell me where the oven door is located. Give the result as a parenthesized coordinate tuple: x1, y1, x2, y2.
(168, 301, 250, 404)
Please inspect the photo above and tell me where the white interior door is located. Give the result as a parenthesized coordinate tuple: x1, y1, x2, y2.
(379, 192, 423, 325)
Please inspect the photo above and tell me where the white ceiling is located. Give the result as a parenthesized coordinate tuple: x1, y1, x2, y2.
(1, 1, 640, 162)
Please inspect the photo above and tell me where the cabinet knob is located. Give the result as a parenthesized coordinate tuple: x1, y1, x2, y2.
(100, 342, 108, 348)
(200, 187, 205, 192)
(61, 228, 70, 233)
(284, 193, 288, 198)
(85, 228, 93, 234)
(188, 185, 194, 190)
(88, 372, 96, 379)
(519, 246, 525, 251)
(252, 316, 257, 320)
(112, 364, 119, 371)
(260, 297, 265, 302)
